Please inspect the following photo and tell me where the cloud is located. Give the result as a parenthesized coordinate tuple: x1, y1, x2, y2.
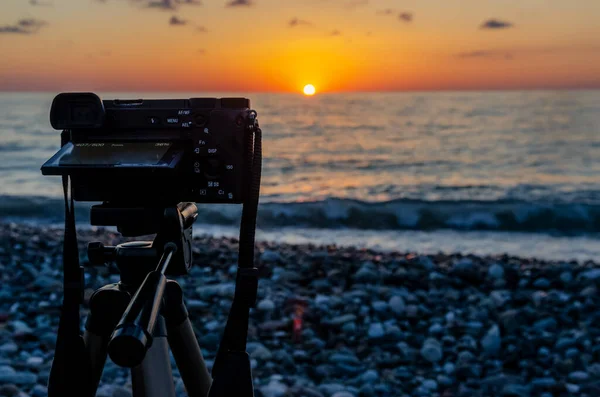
(345, 0, 368, 8)
(226, 0, 253, 6)
(289, 17, 311, 27)
(329, 29, 341, 36)
(124, 0, 201, 11)
(376, 9, 394, 16)
(480, 19, 513, 29)
(169, 15, 187, 25)
(30, 0, 53, 6)
(0, 18, 48, 34)
(399, 12, 413, 22)
(456, 50, 513, 60)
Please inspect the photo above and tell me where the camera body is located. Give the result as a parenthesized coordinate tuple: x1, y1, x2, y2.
(42, 93, 256, 205)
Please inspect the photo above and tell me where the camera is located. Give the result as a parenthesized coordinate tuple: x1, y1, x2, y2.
(41, 92, 257, 205)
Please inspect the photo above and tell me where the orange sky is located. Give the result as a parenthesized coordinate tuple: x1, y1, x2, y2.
(1, 0, 599, 92)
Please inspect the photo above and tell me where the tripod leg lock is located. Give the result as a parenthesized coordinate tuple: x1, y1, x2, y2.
(234, 267, 259, 308)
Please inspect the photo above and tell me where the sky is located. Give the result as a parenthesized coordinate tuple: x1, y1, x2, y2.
(0, 0, 599, 93)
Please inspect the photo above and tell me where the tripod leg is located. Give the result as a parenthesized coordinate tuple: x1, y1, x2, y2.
(164, 281, 212, 397)
(131, 316, 176, 397)
(84, 284, 131, 396)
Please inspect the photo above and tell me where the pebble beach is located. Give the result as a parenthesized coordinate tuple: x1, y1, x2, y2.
(1, 222, 600, 397)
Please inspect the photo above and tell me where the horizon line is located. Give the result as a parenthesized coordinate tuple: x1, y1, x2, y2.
(1, 87, 600, 94)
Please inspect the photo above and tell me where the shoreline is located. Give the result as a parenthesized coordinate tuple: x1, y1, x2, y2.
(1, 222, 600, 396)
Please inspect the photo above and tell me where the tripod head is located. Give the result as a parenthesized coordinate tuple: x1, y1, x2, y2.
(88, 202, 197, 277)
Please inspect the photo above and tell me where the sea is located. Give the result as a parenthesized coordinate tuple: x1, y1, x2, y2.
(1, 90, 600, 262)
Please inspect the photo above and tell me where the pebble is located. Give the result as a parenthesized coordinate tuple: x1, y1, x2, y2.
(257, 299, 276, 311)
(360, 369, 378, 383)
(0, 224, 598, 397)
(481, 324, 501, 356)
(331, 392, 355, 397)
(31, 385, 48, 397)
(260, 379, 288, 397)
(388, 296, 405, 316)
(488, 263, 505, 279)
(0, 343, 18, 354)
(568, 371, 589, 383)
(422, 379, 438, 390)
(443, 362, 455, 375)
(420, 338, 443, 363)
(371, 300, 388, 313)
(260, 250, 282, 263)
(367, 323, 385, 339)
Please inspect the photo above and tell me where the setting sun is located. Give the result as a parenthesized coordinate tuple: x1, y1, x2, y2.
(303, 84, 316, 96)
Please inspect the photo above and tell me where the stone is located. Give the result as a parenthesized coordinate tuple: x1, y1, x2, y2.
(417, 256, 435, 270)
(420, 338, 443, 363)
(443, 362, 455, 375)
(533, 278, 550, 289)
(490, 291, 510, 307)
(257, 299, 276, 311)
(247, 343, 272, 360)
(560, 271, 573, 284)
(353, 263, 379, 283)
(331, 392, 355, 397)
(25, 356, 43, 367)
(371, 301, 388, 313)
(175, 378, 187, 397)
(532, 318, 557, 331)
(0, 343, 18, 354)
(329, 353, 360, 365)
(531, 378, 557, 389)
(360, 369, 378, 384)
(568, 371, 589, 383)
(421, 380, 438, 390)
(260, 250, 282, 263)
(488, 264, 505, 279)
(341, 322, 356, 333)
(113, 386, 132, 397)
(501, 384, 531, 397)
(481, 324, 501, 356)
(0, 384, 20, 397)
(454, 258, 474, 271)
(367, 323, 385, 339)
(499, 310, 520, 333)
(97, 385, 118, 397)
(9, 320, 33, 335)
(579, 269, 600, 280)
(327, 314, 357, 326)
(388, 296, 405, 316)
(260, 379, 288, 397)
(0, 366, 37, 386)
(428, 323, 444, 335)
(437, 375, 453, 387)
(318, 383, 345, 396)
(195, 283, 235, 299)
(31, 385, 48, 397)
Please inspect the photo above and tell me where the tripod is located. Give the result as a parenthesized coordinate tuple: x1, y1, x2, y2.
(82, 203, 211, 397)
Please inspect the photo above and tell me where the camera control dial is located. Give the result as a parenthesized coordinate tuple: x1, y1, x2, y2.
(202, 158, 222, 180)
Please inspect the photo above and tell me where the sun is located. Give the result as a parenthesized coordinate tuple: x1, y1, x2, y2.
(303, 84, 316, 96)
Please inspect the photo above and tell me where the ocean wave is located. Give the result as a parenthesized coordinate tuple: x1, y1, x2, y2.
(2, 195, 600, 235)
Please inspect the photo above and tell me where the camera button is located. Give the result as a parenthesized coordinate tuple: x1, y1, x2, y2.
(148, 117, 161, 125)
(166, 117, 179, 124)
